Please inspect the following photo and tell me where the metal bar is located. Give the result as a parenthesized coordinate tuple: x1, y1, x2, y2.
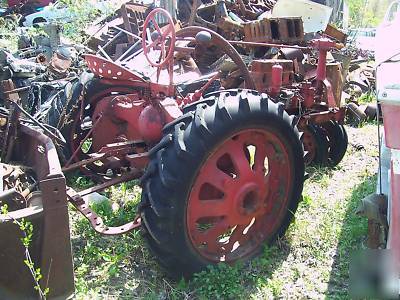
(62, 153, 106, 173)
(119, 47, 144, 63)
(102, 31, 123, 50)
(116, 39, 141, 63)
(11, 101, 66, 144)
(64, 114, 103, 168)
(2, 86, 30, 95)
(75, 170, 142, 198)
(67, 184, 142, 235)
(97, 45, 113, 61)
(228, 40, 311, 50)
(111, 25, 143, 41)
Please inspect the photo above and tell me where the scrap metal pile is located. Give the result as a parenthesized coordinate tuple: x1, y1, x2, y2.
(0, 0, 374, 297)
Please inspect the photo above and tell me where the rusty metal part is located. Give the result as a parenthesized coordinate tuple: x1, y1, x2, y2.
(356, 193, 388, 248)
(250, 59, 294, 93)
(228, 39, 310, 50)
(64, 113, 104, 168)
(244, 17, 304, 44)
(86, 2, 147, 59)
(324, 24, 347, 44)
(326, 62, 344, 107)
(66, 171, 142, 235)
(177, 26, 256, 90)
(1, 80, 21, 163)
(1, 80, 20, 102)
(297, 107, 346, 127)
(347, 102, 367, 126)
(0, 124, 74, 299)
(237, 0, 277, 16)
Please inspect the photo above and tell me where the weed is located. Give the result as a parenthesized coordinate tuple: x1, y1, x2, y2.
(192, 263, 247, 299)
(300, 193, 313, 208)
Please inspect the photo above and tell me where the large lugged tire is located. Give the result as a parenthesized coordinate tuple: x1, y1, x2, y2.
(321, 121, 348, 167)
(302, 124, 329, 166)
(140, 90, 305, 278)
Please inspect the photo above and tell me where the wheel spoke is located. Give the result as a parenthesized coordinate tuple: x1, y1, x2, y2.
(160, 42, 166, 62)
(146, 38, 160, 51)
(227, 140, 252, 178)
(200, 162, 234, 192)
(150, 16, 162, 35)
(190, 199, 229, 220)
(264, 142, 281, 173)
(161, 25, 173, 38)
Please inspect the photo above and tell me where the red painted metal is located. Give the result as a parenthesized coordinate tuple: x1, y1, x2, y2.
(138, 105, 164, 142)
(8, 0, 52, 7)
(85, 54, 147, 82)
(388, 167, 400, 267)
(186, 129, 292, 262)
(300, 82, 316, 108)
(142, 8, 176, 68)
(381, 103, 400, 149)
(311, 39, 339, 108)
(270, 64, 283, 97)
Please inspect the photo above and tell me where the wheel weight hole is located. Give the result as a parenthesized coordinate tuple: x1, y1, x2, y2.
(216, 153, 237, 178)
(246, 144, 270, 176)
(199, 183, 224, 200)
(217, 226, 236, 244)
(196, 216, 222, 233)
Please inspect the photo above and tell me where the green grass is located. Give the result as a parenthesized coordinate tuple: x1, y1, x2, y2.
(68, 124, 379, 298)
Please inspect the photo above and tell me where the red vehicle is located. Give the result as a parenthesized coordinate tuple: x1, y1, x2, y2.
(55, 8, 346, 277)
(352, 2, 400, 297)
(7, 0, 51, 8)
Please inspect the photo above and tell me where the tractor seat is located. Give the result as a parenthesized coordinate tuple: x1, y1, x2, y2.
(85, 54, 149, 82)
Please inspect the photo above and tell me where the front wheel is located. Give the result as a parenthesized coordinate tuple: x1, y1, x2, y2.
(140, 90, 305, 278)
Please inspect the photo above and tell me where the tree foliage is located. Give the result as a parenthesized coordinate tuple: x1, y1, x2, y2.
(346, 0, 392, 27)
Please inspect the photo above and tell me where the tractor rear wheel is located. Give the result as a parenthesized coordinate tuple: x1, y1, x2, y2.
(140, 90, 305, 278)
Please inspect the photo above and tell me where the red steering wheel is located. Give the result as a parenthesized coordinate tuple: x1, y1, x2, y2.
(142, 8, 176, 68)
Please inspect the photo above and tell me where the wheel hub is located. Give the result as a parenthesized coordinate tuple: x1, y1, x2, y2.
(235, 183, 260, 216)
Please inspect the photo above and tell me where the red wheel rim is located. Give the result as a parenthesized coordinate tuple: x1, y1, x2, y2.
(186, 129, 293, 262)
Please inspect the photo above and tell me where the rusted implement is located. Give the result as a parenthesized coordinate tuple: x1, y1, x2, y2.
(0, 122, 74, 299)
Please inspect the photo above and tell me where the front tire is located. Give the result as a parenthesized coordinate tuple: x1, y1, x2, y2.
(140, 90, 305, 278)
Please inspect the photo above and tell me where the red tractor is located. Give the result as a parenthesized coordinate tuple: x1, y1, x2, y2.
(61, 8, 305, 277)
(61, 8, 346, 277)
